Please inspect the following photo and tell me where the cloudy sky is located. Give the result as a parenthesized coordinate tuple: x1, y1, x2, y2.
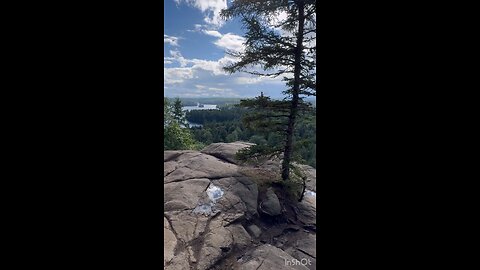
(164, 0, 288, 98)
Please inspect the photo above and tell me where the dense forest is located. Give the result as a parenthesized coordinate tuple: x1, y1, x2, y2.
(175, 97, 316, 108)
(186, 105, 316, 168)
(164, 98, 316, 168)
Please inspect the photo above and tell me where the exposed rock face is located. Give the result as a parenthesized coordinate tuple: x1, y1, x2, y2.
(164, 151, 242, 183)
(163, 217, 176, 267)
(238, 244, 310, 270)
(246, 224, 262, 238)
(164, 143, 316, 270)
(259, 188, 282, 216)
(296, 191, 316, 227)
(296, 164, 316, 192)
(201, 141, 254, 165)
(164, 149, 258, 270)
(278, 231, 317, 270)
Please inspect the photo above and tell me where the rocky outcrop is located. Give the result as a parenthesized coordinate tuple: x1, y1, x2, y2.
(296, 189, 317, 228)
(164, 217, 176, 266)
(259, 188, 282, 216)
(275, 231, 317, 270)
(237, 244, 310, 270)
(200, 141, 254, 164)
(164, 143, 316, 270)
(164, 149, 258, 270)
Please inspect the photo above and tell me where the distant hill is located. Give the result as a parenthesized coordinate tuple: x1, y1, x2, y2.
(178, 97, 242, 107)
(174, 97, 316, 107)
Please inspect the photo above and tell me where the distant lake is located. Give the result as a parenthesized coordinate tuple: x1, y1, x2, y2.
(182, 104, 218, 112)
(182, 104, 218, 128)
(187, 121, 203, 128)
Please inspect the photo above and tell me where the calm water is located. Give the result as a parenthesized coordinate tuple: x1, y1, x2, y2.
(181, 104, 218, 127)
(187, 122, 203, 128)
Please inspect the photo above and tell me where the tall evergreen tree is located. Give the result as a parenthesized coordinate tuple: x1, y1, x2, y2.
(221, 0, 316, 181)
(172, 97, 188, 127)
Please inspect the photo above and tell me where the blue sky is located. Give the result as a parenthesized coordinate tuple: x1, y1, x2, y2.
(164, 0, 287, 98)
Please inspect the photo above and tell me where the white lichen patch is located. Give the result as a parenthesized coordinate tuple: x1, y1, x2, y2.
(304, 189, 316, 198)
(192, 184, 224, 216)
(192, 203, 214, 216)
(207, 184, 224, 203)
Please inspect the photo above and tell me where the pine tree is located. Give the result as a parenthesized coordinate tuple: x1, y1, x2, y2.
(164, 97, 172, 127)
(221, 0, 316, 181)
(172, 97, 188, 127)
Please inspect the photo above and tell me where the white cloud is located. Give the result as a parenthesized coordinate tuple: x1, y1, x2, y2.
(165, 49, 237, 76)
(164, 67, 194, 84)
(203, 30, 223, 38)
(168, 50, 189, 67)
(208, 87, 230, 92)
(165, 48, 284, 85)
(174, 0, 227, 28)
(234, 75, 285, 85)
(271, 10, 289, 29)
(177, 87, 239, 98)
(187, 24, 205, 32)
(214, 33, 245, 52)
(164, 47, 287, 97)
(235, 77, 262, 85)
(164, 34, 180, 46)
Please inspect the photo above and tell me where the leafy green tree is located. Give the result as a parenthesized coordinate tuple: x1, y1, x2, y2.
(222, 0, 316, 181)
(164, 97, 199, 150)
(226, 130, 239, 142)
(164, 122, 197, 150)
(202, 130, 213, 145)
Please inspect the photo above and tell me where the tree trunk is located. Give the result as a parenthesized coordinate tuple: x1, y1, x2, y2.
(281, 0, 305, 181)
